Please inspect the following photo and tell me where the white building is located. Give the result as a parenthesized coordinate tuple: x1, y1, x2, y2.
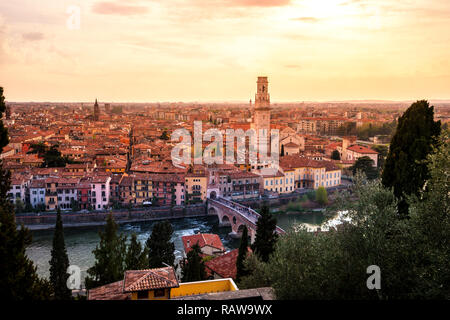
(29, 179, 46, 208)
(90, 175, 111, 210)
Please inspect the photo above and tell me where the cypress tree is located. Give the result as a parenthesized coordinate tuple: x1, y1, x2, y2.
(382, 100, 441, 215)
(251, 204, 278, 263)
(0, 87, 51, 300)
(49, 208, 72, 300)
(236, 225, 249, 283)
(85, 214, 127, 289)
(146, 220, 175, 268)
(125, 233, 148, 270)
(280, 144, 285, 157)
(181, 243, 206, 282)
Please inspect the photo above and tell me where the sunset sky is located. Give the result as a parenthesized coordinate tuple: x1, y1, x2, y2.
(1, 0, 450, 102)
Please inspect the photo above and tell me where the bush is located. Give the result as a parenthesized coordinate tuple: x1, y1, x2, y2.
(315, 186, 328, 205)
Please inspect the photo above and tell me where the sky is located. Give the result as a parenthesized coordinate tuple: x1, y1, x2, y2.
(1, 0, 450, 102)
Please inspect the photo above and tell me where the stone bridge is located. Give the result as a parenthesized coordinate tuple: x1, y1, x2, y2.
(208, 197, 285, 244)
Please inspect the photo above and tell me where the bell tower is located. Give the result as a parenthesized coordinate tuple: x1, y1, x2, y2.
(253, 77, 271, 148)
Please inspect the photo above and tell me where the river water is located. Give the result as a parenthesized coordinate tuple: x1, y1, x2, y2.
(26, 211, 329, 285)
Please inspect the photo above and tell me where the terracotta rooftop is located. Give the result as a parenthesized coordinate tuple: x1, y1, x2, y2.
(123, 267, 179, 293)
(182, 233, 225, 255)
(205, 248, 251, 279)
(88, 280, 131, 300)
(347, 144, 378, 154)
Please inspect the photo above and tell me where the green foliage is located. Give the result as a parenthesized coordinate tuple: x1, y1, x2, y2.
(85, 214, 127, 289)
(14, 198, 25, 213)
(350, 156, 379, 180)
(181, 243, 206, 282)
(0, 87, 51, 300)
(41, 145, 75, 168)
(236, 226, 249, 283)
(238, 254, 271, 290)
(28, 141, 47, 157)
(285, 199, 303, 212)
(382, 100, 441, 216)
(371, 144, 389, 169)
(49, 208, 72, 300)
(241, 144, 450, 300)
(315, 186, 328, 205)
(356, 120, 397, 140)
(251, 204, 278, 263)
(407, 133, 450, 298)
(125, 233, 148, 270)
(146, 220, 175, 268)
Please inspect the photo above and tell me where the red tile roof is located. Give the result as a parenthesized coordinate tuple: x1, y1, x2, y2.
(182, 234, 225, 255)
(87, 280, 131, 300)
(205, 248, 251, 279)
(123, 267, 179, 292)
(347, 144, 378, 154)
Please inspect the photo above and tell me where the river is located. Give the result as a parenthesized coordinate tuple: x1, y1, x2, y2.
(26, 211, 330, 285)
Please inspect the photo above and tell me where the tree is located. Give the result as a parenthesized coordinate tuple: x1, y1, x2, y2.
(280, 144, 285, 157)
(331, 150, 340, 160)
(181, 243, 206, 282)
(251, 204, 278, 263)
(42, 145, 68, 167)
(27, 141, 47, 157)
(49, 208, 72, 300)
(85, 214, 127, 289)
(382, 100, 441, 215)
(407, 133, 450, 298)
(146, 220, 175, 268)
(125, 233, 148, 270)
(315, 186, 328, 205)
(241, 164, 450, 299)
(236, 225, 249, 283)
(0, 87, 51, 300)
(160, 130, 169, 140)
(350, 156, 379, 180)
(371, 144, 389, 169)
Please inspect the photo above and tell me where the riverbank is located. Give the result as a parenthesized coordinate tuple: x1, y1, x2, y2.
(17, 204, 207, 230)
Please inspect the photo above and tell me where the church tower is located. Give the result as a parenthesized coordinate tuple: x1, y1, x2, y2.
(253, 76, 271, 147)
(93, 98, 100, 121)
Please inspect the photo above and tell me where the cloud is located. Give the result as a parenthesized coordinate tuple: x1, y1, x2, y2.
(92, 2, 149, 16)
(291, 17, 320, 23)
(22, 32, 45, 41)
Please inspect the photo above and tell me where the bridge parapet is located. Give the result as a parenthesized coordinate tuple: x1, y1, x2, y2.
(209, 197, 285, 235)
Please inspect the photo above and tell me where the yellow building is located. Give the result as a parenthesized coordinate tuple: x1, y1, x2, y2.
(185, 165, 207, 204)
(133, 173, 152, 205)
(262, 169, 295, 194)
(87, 267, 239, 300)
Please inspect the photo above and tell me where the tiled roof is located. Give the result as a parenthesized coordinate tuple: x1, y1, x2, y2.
(123, 267, 179, 292)
(182, 234, 225, 255)
(205, 248, 251, 279)
(347, 144, 378, 154)
(88, 280, 131, 300)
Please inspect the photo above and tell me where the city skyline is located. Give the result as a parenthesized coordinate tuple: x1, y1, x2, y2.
(1, 0, 450, 102)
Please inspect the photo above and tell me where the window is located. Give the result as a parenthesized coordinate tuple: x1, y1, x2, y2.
(137, 291, 148, 299)
(153, 289, 165, 298)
